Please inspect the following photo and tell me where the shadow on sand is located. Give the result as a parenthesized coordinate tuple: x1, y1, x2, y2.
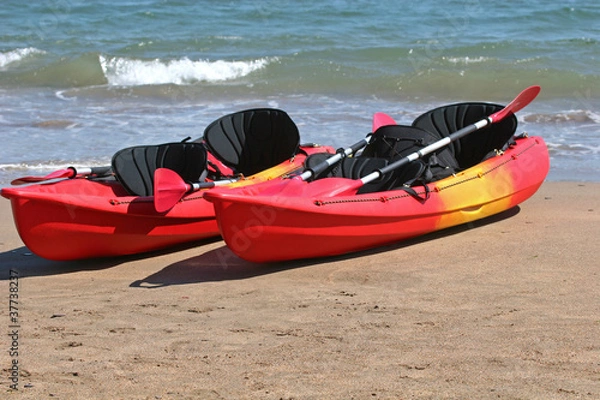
(0, 237, 221, 280)
(1, 207, 520, 285)
(130, 206, 521, 288)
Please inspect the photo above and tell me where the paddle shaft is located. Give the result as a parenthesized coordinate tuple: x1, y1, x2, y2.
(68, 165, 113, 178)
(359, 85, 541, 186)
(189, 177, 238, 191)
(297, 112, 397, 182)
(153, 166, 241, 212)
(360, 119, 489, 185)
(298, 135, 372, 181)
(10, 165, 113, 185)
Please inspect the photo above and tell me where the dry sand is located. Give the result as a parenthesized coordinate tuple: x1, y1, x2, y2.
(0, 181, 598, 399)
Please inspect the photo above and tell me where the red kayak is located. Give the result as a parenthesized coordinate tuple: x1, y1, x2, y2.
(205, 135, 549, 263)
(1, 145, 330, 261)
(204, 89, 550, 263)
(1, 108, 334, 261)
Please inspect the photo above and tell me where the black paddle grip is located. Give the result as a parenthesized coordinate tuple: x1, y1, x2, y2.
(89, 166, 113, 177)
(348, 137, 370, 154)
(377, 157, 410, 178)
(308, 158, 338, 178)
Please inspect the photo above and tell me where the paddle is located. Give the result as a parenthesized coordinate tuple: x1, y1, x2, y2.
(153, 168, 238, 213)
(297, 112, 397, 182)
(11, 165, 113, 185)
(318, 85, 542, 197)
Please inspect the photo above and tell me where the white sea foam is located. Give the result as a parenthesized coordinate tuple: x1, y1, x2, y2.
(0, 161, 109, 172)
(546, 142, 600, 155)
(443, 56, 490, 64)
(0, 47, 45, 68)
(523, 110, 600, 124)
(98, 55, 271, 86)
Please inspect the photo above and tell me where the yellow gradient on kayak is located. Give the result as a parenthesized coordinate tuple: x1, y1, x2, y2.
(226, 157, 306, 188)
(434, 139, 545, 230)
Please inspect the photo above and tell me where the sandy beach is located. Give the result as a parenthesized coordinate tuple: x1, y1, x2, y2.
(1, 181, 598, 399)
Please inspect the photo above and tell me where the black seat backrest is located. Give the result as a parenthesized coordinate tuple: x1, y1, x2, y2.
(362, 125, 451, 160)
(304, 152, 395, 194)
(363, 124, 459, 183)
(203, 108, 300, 176)
(303, 125, 458, 193)
(412, 102, 517, 169)
(112, 142, 207, 196)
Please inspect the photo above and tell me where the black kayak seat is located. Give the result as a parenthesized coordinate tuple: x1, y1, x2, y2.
(412, 102, 517, 169)
(303, 102, 518, 194)
(112, 142, 207, 197)
(305, 125, 458, 194)
(363, 124, 459, 177)
(203, 108, 300, 176)
(305, 152, 428, 195)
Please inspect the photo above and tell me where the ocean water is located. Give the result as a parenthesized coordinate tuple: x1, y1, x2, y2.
(1, 0, 599, 185)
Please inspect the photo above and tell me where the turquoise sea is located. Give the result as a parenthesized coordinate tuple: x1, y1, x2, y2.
(1, 0, 599, 184)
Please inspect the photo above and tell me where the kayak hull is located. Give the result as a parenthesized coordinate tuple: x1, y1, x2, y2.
(1, 145, 333, 261)
(2, 179, 216, 261)
(204, 136, 550, 263)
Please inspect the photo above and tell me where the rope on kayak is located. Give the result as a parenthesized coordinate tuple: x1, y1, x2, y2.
(108, 193, 205, 206)
(435, 139, 537, 193)
(314, 139, 539, 207)
(180, 194, 205, 203)
(109, 198, 153, 205)
(314, 191, 417, 206)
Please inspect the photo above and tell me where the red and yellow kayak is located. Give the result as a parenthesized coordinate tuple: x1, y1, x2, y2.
(1, 145, 333, 261)
(204, 135, 550, 263)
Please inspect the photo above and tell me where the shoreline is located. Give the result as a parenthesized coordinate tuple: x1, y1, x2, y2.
(1, 181, 599, 398)
(2, 90, 600, 187)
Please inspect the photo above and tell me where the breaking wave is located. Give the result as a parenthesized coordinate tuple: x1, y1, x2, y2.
(0, 50, 273, 88)
(524, 110, 600, 124)
(99, 55, 272, 86)
(0, 47, 45, 69)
